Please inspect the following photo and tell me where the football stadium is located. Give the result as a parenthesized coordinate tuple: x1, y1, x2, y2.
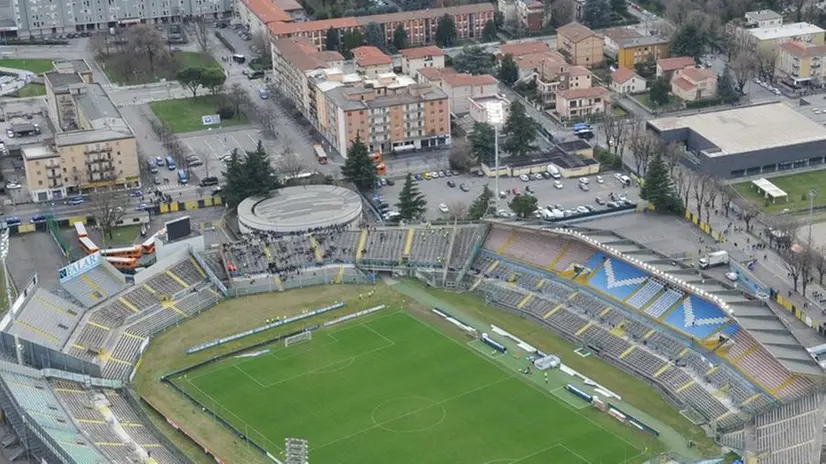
(0, 219, 822, 464)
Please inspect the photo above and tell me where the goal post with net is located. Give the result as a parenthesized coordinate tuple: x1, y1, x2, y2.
(284, 331, 312, 347)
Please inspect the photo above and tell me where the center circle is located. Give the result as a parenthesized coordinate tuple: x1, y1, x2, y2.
(371, 396, 446, 433)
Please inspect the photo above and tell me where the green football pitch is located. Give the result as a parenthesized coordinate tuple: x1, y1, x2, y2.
(171, 310, 644, 464)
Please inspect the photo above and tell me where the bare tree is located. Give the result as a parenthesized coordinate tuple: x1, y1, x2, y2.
(278, 151, 307, 182)
(88, 34, 112, 58)
(770, 215, 806, 291)
(732, 197, 760, 232)
(549, 0, 575, 26)
(252, 32, 271, 59)
(755, 48, 779, 84)
(193, 16, 210, 53)
(447, 201, 469, 220)
(88, 191, 129, 247)
(227, 83, 250, 121)
(729, 49, 755, 95)
(124, 24, 170, 78)
(716, 180, 735, 218)
(672, 167, 693, 209)
(628, 126, 659, 176)
(705, 178, 720, 224)
(815, 246, 826, 285)
(692, 174, 712, 223)
(662, 141, 682, 176)
(601, 113, 631, 157)
(201, 151, 214, 178)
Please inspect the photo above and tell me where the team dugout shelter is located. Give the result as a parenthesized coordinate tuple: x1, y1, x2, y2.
(646, 102, 826, 178)
(750, 178, 788, 203)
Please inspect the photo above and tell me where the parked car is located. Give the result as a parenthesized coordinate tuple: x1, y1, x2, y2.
(459, 183, 470, 192)
(596, 175, 604, 184)
(541, 171, 551, 179)
(4, 181, 21, 190)
(447, 180, 456, 188)
(423, 172, 432, 180)
(386, 178, 395, 186)
(130, 190, 143, 197)
(579, 183, 590, 191)
(30, 214, 46, 223)
(595, 196, 605, 205)
(532, 173, 543, 180)
(520, 174, 530, 182)
(526, 185, 534, 193)
(576, 206, 589, 214)
(579, 177, 589, 184)
(155, 156, 164, 165)
(512, 187, 521, 195)
(438, 203, 449, 213)
(67, 197, 84, 205)
(415, 173, 423, 181)
(553, 181, 563, 189)
(153, 176, 161, 185)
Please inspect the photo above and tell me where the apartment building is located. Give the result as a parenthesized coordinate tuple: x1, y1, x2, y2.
(268, 4, 495, 51)
(614, 35, 669, 69)
(745, 9, 782, 28)
(272, 37, 344, 119)
(727, 10, 825, 52)
(509, 50, 594, 107)
(670, 66, 717, 102)
(10, 0, 230, 38)
(401, 46, 445, 77)
(603, 28, 642, 57)
(353, 46, 392, 77)
(310, 72, 450, 155)
(236, 0, 292, 37)
(26, 61, 138, 202)
(417, 67, 498, 114)
(556, 22, 603, 67)
(555, 86, 609, 118)
(517, 0, 544, 33)
(776, 41, 826, 85)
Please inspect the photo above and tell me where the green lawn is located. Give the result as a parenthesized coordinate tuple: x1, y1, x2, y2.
(149, 95, 248, 133)
(0, 58, 54, 74)
(110, 224, 142, 246)
(15, 83, 46, 98)
(172, 310, 647, 464)
(733, 170, 826, 213)
(101, 51, 219, 85)
(635, 93, 679, 109)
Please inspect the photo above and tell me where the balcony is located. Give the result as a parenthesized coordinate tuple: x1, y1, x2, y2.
(84, 146, 112, 155)
(46, 170, 61, 179)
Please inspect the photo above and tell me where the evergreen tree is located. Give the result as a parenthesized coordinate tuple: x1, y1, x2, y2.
(717, 66, 739, 103)
(364, 22, 385, 47)
(611, 0, 628, 16)
(582, 0, 611, 29)
(325, 27, 340, 52)
(222, 142, 279, 208)
(453, 46, 495, 75)
(341, 29, 364, 58)
(435, 14, 457, 47)
(670, 24, 705, 61)
(482, 19, 498, 42)
(469, 122, 496, 164)
(396, 173, 427, 220)
(649, 77, 670, 106)
(498, 54, 519, 86)
(222, 148, 246, 207)
(392, 24, 408, 51)
(502, 101, 538, 157)
(509, 194, 538, 218)
(341, 134, 377, 191)
(640, 152, 683, 213)
(468, 184, 494, 220)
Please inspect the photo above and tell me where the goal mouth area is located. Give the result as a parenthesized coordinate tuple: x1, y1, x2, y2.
(284, 331, 312, 347)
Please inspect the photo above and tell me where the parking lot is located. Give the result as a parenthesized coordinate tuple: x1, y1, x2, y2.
(373, 169, 640, 220)
(177, 128, 283, 184)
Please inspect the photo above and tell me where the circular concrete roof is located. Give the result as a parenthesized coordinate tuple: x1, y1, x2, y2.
(237, 185, 363, 234)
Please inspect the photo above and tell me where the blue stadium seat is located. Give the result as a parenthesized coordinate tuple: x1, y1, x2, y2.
(664, 296, 729, 338)
(720, 323, 739, 338)
(585, 252, 606, 270)
(588, 258, 648, 300)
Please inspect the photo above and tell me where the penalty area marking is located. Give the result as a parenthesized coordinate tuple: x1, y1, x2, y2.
(311, 356, 355, 374)
(549, 386, 589, 410)
(370, 396, 447, 433)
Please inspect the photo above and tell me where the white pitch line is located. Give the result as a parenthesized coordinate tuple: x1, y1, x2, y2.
(559, 444, 594, 464)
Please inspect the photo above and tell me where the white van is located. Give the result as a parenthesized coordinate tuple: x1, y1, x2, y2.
(619, 175, 632, 186)
(546, 164, 562, 179)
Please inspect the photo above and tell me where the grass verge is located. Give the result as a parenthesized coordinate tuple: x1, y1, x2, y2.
(15, 83, 46, 97)
(733, 170, 826, 213)
(149, 95, 248, 133)
(0, 58, 55, 74)
(100, 51, 219, 85)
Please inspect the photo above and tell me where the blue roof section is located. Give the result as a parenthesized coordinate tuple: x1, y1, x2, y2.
(586, 252, 606, 270)
(589, 258, 649, 300)
(664, 296, 730, 338)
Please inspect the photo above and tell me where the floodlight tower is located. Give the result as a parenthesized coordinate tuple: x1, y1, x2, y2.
(0, 228, 10, 311)
(484, 101, 506, 213)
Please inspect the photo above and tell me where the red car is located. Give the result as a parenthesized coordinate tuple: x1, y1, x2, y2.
(512, 187, 521, 195)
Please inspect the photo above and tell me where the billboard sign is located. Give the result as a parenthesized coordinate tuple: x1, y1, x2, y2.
(59, 252, 101, 283)
(202, 114, 221, 126)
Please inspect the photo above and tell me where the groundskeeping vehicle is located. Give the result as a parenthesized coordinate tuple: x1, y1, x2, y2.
(698, 250, 729, 269)
(546, 164, 562, 179)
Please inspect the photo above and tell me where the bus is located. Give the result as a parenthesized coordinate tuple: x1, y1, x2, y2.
(79, 236, 99, 254)
(74, 222, 88, 238)
(166, 156, 176, 170)
(375, 163, 387, 175)
(101, 245, 142, 259)
(369, 152, 382, 163)
(313, 144, 328, 164)
(106, 256, 139, 270)
(177, 169, 188, 184)
(572, 122, 591, 131)
(141, 233, 158, 254)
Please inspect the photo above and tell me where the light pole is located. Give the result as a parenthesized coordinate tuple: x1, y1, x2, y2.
(0, 228, 10, 311)
(809, 188, 819, 247)
(487, 103, 505, 214)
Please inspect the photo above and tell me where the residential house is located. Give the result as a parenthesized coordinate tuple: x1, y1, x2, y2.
(776, 41, 826, 86)
(615, 35, 669, 69)
(417, 67, 499, 114)
(610, 68, 646, 94)
(556, 22, 603, 67)
(268, 4, 495, 51)
(745, 9, 782, 28)
(401, 46, 446, 77)
(603, 28, 643, 57)
(556, 86, 609, 118)
(671, 66, 717, 102)
(498, 40, 553, 59)
(656, 56, 696, 79)
(353, 46, 392, 77)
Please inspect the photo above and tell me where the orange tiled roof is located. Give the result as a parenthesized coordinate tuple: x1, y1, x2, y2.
(418, 67, 445, 81)
(603, 28, 643, 42)
(401, 46, 446, 59)
(779, 40, 826, 58)
(269, 17, 360, 35)
(273, 0, 303, 11)
(242, 0, 291, 24)
(442, 72, 498, 87)
(657, 56, 696, 72)
(557, 22, 600, 42)
(671, 76, 695, 90)
(499, 40, 551, 57)
(611, 67, 637, 83)
(558, 86, 608, 99)
(273, 37, 344, 71)
(679, 66, 715, 82)
(567, 65, 591, 77)
(353, 46, 392, 67)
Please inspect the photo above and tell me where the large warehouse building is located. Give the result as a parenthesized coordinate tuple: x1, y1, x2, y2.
(647, 102, 826, 178)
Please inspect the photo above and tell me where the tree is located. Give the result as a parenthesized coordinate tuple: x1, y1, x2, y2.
(628, 126, 659, 176)
(222, 141, 280, 208)
(733, 197, 759, 232)
(611, 0, 628, 16)
(755, 47, 778, 83)
(178, 67, 203, 99)
(729, 49, 754, 94)
(392, 24, 408, 51)
(498, 54, 519, 86)
(453, 46, 495, 75)
(649, 77, 670, 106)
(365, 22, 385, 47)
(482, 20, 498, 42)
(88, 191, 129, 246)
(691, 174, 712, 224)
(550, 0, 575, 26)
(227, 83, 250, 121)
(447, 202, 469, 220)
(717, 66, 739, 103)
(124, 24, 169, 78)
(341, 134, 378, 191)
(815, 246, 826, 285)
(502, 101, 539, 157)
(200, 67, 226, 96)
(448, 146, 474, 172)
(193, 16, 210, 53)
(396, 173, 427, 220)
(325, 27, 340, 51)
(469, 185, 494, 220)
(670, 23, 706, 61)
(509, 194, 538, 218)
(601, 113, 631, 157)
(671, 166, 693, 209)
(634, 54, 657, 79)
(582, 0, 612, 28)
(469, 122, 496, 164)
(341, 29, 364, 58)
(641, 152, 683, 213)
(278, 151, 307, 183)
(435, 14, 457, 47)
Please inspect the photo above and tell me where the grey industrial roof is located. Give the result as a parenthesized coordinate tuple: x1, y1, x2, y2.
(22, 144, 57, 160)
(325, 83, 446, 111)
(55, 126, 133, 146)
(76, 84, 120, 122)
(747, 9, 782, 21)
(44, 71, 83, 90)
(238, 185, 363, 233)
(647, 102, 826, 156)
(557, 139, 592, 152)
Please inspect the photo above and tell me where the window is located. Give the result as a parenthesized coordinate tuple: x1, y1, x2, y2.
(38, 181, 43, 185)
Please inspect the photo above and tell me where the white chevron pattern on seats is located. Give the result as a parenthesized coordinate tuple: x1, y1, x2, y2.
(602, 260, 647, 289)
(682, 298, 728, 327)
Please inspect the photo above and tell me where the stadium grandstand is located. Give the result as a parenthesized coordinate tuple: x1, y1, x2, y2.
(0, 219, 823, 463)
